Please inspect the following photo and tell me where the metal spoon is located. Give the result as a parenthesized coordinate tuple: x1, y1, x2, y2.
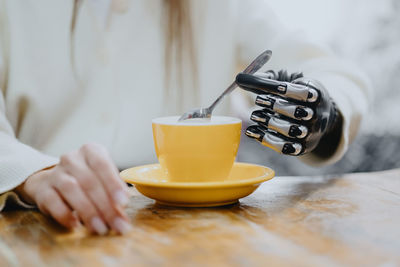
(178, 50, 272, 121)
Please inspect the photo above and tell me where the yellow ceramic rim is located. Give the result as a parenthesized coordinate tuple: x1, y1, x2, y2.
(152, 116, 241, 126)
(120, 162, 275, 189)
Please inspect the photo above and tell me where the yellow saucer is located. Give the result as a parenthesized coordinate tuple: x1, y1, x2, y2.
(120, 162, 275, 207)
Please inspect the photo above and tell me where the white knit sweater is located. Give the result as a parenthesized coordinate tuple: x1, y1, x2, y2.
(0, 0, 371, 209)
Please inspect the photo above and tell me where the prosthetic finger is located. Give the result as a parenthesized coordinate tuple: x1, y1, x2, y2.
(245, 125, 303, 156)
(254, 71, 275, 80)
(255, 95, 314, 121)
(257, 70, 304, 82)
(250, 110, 308, 139)
(236, 73, 319, 103)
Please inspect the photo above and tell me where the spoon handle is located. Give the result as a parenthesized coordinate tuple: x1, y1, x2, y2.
(208, 50, 272, 112)
(208, 81, 237, 112)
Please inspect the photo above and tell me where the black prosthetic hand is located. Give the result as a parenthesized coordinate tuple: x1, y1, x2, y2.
(236, 70, 342, 156)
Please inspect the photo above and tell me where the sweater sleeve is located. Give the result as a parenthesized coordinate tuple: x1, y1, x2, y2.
(233, 0, 372, 165)
(0, 4, 59, 210)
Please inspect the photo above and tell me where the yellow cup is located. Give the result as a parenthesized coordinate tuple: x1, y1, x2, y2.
(152, 116, 242, 182)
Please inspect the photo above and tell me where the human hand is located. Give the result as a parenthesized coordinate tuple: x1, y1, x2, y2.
(16, 143, 131, 235)
(236, 70, 342, 156)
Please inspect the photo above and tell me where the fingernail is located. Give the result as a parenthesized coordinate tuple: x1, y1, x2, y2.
(71, 212, 80, 228)
(113, 217, 132, 235)
(113, 190, 129, 206)
(70, 219, 80, 228)
(91, 217, 108, 235)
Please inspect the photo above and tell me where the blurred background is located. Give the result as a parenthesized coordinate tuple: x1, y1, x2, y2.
(238, 0, 400, 175)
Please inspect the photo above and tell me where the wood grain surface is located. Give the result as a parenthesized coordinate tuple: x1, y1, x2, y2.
(1, 168, 399, 267)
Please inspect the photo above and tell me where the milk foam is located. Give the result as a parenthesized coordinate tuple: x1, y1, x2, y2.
(152, 116, 241, 126)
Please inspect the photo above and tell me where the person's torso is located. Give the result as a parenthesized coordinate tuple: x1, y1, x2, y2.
(3, 0, 240, 168)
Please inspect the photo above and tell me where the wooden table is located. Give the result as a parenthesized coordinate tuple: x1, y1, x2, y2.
(1, 168, 399, 267)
